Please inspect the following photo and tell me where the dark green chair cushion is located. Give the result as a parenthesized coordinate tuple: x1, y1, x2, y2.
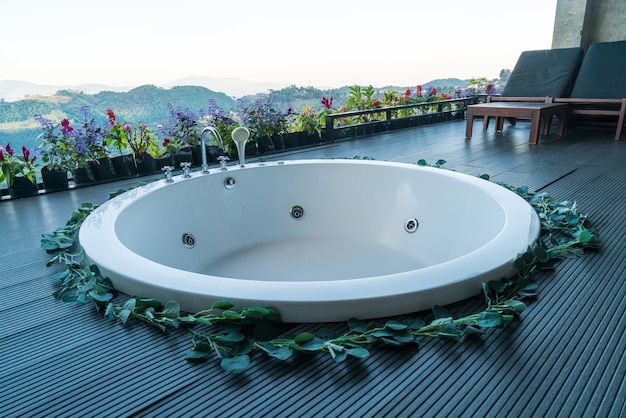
(502, 47, 584, 97)
(570, 41, 626, 98)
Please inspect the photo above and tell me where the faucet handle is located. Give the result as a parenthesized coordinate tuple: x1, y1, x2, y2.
(217, 155, 229, 170)
(180, 161, 192, 178)
(161, 166, 174, 183)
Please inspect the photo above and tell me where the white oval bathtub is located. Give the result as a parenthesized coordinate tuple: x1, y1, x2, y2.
(79, 159, 540, 322)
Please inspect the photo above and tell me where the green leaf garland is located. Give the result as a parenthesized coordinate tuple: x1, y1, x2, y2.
(43, 159, 600, 373)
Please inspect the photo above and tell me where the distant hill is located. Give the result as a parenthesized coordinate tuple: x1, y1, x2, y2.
(162, 76, 289, 98)
(0, 85, 237, 149)
(381, 78, 470, 91)
(0, 77, 289, 103)
(0, 80, 131, 102)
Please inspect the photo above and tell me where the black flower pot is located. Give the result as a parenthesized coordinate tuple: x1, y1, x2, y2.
(271, 134, 284, 151)
(155, 154, 175, 170)
(71, 166, 96, 185)
(41, 167, 69, 192)
(111, 155, 133, 178)
(206, 145, 224, 163)
(283, 132, 299, 149)
(90, 157, 117, 181)
(191, 145, 204, 166)
(135, 154, 156, 175)
(257, 136, 274, 154)
(9, 176, 39, 199)
(174, 149, 194, 169)
(246, 141, 259, 157)
(306, 132, 321, 145)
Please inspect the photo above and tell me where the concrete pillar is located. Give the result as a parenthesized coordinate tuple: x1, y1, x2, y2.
(552, 0, 592, 48)
(553, 0, 626, 50)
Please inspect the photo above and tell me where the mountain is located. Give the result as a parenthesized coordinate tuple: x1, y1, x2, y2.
(0, 84, 238, 150)
(162, 76, 289, 98)
(381, 78, 470, 91)
(0, 76, 290, 103)
(0, 80, 131, 102)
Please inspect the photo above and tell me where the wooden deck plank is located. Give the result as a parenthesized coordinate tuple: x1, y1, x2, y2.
(1, 120, 624, 417)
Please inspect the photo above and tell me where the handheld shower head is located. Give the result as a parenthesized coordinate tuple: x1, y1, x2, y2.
(231, 127, 250, 167)
(232, 127, 250, 143)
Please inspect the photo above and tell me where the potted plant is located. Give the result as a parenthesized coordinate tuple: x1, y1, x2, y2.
(293, 104, 322, 146)
(126, 123, 157, 174)
(34, 113, 73, 191)
(75, 106, 115, 181)
(150, 137, 178, 170)
(203, 99, 239, 160)
(160, 103, 201, 166)
(66, 119, 97, 185)
(238, 91, 294, 154)
(105, 108, 133, 177)
(0, 143, 39, 198)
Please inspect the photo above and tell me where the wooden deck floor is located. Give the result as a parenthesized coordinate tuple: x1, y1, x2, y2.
(1, 120, 624, 417)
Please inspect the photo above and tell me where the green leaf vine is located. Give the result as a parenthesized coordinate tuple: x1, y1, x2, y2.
(42, 161, 600, 373)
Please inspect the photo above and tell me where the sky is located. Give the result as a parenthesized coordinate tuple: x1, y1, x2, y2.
(1, 0, 558, 90)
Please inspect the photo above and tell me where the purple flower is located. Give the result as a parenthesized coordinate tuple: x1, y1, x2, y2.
(34, 113, 54, 130)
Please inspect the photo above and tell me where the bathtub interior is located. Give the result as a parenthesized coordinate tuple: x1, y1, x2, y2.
(113, 162, 508, 282)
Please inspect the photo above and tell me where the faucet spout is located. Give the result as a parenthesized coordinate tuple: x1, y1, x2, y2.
(200, 126, 223, 174)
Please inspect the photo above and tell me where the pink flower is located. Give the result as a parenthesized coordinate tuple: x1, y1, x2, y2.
(22, 145, 29, 160)
(321, 96, 333, 109)
(0, 148, 4, 162)
(5, 143, 14, 156)
(124, 124, 132, 132)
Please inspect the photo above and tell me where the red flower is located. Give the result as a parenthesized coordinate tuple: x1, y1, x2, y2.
(5, 143, 14, 156)
(106, 108, 116, 126)
(373, 99, 380, 108)
(60, 119, 73, 136)
(405, 89, 411, 98)
(21, 145, 29, 160)
(0, 148, 4, 162)
(163, 138, 170, 147)
(321, 96, 333, 109)
(416, 85, 423, 97)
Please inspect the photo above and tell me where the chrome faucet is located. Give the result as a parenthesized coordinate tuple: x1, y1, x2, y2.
(200, 126, 223, 174)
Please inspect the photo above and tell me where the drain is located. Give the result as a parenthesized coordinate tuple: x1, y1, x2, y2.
(290, 205, 304, 219)
(182, 232, 196, 248)
(405, 218, 419, 233)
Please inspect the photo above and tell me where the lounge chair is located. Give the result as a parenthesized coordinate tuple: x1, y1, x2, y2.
(553, 40, 626, 141)
(482, 47, 584, 134)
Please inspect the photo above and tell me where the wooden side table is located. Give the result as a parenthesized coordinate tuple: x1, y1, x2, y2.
(465, 102, 569, 144)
